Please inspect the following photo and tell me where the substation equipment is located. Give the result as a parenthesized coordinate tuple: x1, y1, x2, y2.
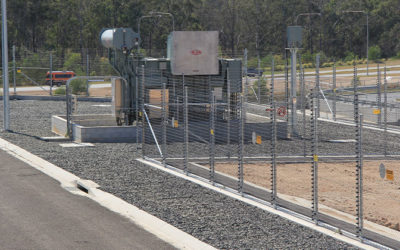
(100, 28, 242, 125)
(286, 26, 303, 135)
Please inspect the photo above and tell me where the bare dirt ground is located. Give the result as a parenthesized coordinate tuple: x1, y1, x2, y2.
(13, 87, 111, 97)
(214, 160, 400, 231)
(88, 87, 111, 97)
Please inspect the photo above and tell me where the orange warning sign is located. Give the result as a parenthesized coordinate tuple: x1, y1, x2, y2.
(256, 135, 262, 144)
(386, 170, 394, 181)
(373, 109, 381, 115)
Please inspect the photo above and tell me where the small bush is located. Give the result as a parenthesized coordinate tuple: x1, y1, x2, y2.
(368, 45, 382, 62)
(54, 86, 66, 95)
(322, 62, 334, 68)
(70, 79, 87, 95)
(344, 51, 357, 62)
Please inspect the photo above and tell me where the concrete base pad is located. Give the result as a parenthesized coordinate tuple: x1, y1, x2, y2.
(52, 114, 140, 143)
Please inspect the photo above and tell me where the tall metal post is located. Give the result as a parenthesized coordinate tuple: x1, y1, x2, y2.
(243, 49, 248, 123)
(376, 64, 382, 127)
(135, 67, 139, 151)
(49, 52, 53, 95)
(289, 48, 298, 135)
(257, 54, 261, 104)
(356, 114, 364, 239)
(270, 56, 276, 206)
(209, 91, 215, 184)
(383, 66, 388, 156)
(184, 86, 189, 175)
(366, 13, 369, 76)
(270, 102, 277, 207)
(285, 58, 289, 124)
(86, 50, 90, 96)
(2, 0, 10, 131)
(299, 55, 307, 156)
(227, 67, 231, 155)
(141, 65, 145, 157)
(311, 88, 319, 223)
(238, 94, 244, 194)
(315, 54, 320, 118)
(12, 45, 16, 95)
(333, 62, 337, 121)
(162, 82, 167, 166)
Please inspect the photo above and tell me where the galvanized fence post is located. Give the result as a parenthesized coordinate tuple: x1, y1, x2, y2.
(384, 65, 388, 156)
(377, 64, 382, 127)
(269, 55, 276, 206)
(135, 67, 139, 151)
(162, 82, 167, 166)
(209, 90, 215, 184)
(356, 113, 364, 240)
(12, 45, 16, 95)
(301, 62, 307, 157)
(227, 67, 231, 156)
(257, 54, 261, 104)
(184, 86, 189, 175)
(311, 88, 319, 223)
(243, 49, 248, 123)
(285, 60, 289, 124)
(86, 50, 90, 97)
(333, 62, 337, 121)
(141, 65, 146, 158)
(270, 102, 277, 208)
(49, 52, 53, 96)
(316, 54, 320, 118)
(270, 56, 275, 103)
(238, 94, 244, 194)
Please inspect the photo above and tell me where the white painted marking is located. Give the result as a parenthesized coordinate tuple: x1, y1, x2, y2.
(92, 104, 111, 107)
(137, 158, 378, 250)
(0, 138, 215, 250)
(59, 143, 95, 148)
(327, 139, 357, 143)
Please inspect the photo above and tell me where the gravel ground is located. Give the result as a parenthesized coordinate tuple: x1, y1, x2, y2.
(0, 99, 371, 249)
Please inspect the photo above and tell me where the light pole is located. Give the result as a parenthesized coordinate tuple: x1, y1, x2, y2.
(295, 13, 322, 53)
(138, 11, 175, 53)
(342, 10, 369, 75)
(2, 0, 9, 131)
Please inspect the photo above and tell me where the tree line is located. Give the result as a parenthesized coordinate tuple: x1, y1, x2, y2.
(6, 0, 400, 61)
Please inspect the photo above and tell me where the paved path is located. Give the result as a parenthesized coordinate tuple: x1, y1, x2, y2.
(0, 149, 175, 250)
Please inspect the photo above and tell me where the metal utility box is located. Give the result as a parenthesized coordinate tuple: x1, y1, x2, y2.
(167, 31, 219, 75)
(287, 26, 303, 48)
(112, 77, 132, 125)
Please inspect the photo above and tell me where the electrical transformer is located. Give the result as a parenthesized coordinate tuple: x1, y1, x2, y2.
(100, 28, 242, 125)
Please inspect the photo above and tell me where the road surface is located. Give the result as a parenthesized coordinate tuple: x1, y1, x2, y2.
(0, 149, 175, 250)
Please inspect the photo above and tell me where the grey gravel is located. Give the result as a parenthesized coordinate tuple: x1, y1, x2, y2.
(0, 100, 371, 249)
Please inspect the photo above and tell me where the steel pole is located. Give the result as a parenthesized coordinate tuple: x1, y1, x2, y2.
(290, 48, 298, 135)
(12, 45, 16, 95)
(2, 0, 10, 131)
(86, 50, 90, 96)
(366, 13, 369, 76)
(49, 52, 53, 95)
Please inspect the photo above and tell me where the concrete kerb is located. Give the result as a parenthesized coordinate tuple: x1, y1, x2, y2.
(137, 158, 379, 250)
(0, 137, 215, 250)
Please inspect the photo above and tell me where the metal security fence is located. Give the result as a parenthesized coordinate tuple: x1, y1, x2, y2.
(138, 52, 400, 248)
(2, 47, 400, 248)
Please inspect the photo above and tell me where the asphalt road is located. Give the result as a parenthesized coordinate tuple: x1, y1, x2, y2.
(0, 149, 175, 250)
